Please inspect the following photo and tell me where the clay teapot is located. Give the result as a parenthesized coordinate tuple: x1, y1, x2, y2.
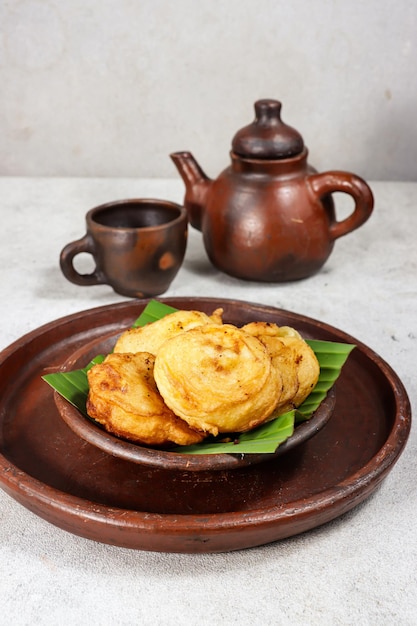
(171, 99, 374, 282)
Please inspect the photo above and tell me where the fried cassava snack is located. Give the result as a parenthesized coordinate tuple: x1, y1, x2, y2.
(86, 352, 204, 446)
(242, 322, 320, 413)
(86, 309, 320, 447)
(153, 323, 282, 436)
(113, 308, 223, 356)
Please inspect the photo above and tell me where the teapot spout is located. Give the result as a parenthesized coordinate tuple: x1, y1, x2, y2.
(170, 151, 211, 231)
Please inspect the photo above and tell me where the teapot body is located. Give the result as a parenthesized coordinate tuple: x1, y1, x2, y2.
(202, 150, 337, 282)
(171, 99, 374, 282)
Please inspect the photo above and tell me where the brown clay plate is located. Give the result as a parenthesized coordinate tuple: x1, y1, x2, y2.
(54, 329, 336, 471)
(0, 298, 411, 553)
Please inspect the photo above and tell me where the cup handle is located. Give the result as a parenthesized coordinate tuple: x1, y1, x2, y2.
(307, 171, 374, 241)
(60, 234, 106, 286)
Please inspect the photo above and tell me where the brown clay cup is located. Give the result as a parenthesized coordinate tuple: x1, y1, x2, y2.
(60, 199, 188, 298)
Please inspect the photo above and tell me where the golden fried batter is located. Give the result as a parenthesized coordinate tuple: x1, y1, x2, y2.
(113, 308, 223, 356)
(153, 323, 282, 436)
(242, 322, 299, 409)
(86, 352, 204, 446)
(86, 310, 319, 448)
(242, 321, 319, 412)
(278, 335, 320, 407)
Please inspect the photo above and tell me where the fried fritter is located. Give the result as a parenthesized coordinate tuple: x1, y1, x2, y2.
(153, 323, 282, 436)
(113, 308, 223, 356)
(278, 335, 320, 407)
(242, 321, 320, 412)
(86, 352, 204, 446)
(242, 322, 299, 410)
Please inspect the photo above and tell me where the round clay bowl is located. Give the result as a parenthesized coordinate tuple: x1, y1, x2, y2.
(54, 328, 335, 471)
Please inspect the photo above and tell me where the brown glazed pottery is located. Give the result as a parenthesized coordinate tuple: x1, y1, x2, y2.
(60, 199, 188, 298)
(54, 326, 336, 471)
(0, 298, 411, 553)
(171, 99, 374, 282)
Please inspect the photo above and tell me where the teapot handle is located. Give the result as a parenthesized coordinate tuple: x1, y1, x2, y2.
(307, 171, 374, 241)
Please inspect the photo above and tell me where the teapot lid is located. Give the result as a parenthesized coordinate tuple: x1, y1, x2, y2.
(231, 99, 304, 159)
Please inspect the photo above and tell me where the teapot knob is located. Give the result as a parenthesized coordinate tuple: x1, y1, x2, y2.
(232, 99, 304, 159)
(254, 99, 283, 123)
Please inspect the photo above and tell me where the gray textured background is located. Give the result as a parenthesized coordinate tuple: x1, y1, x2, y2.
(1, 0, 416, 180)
